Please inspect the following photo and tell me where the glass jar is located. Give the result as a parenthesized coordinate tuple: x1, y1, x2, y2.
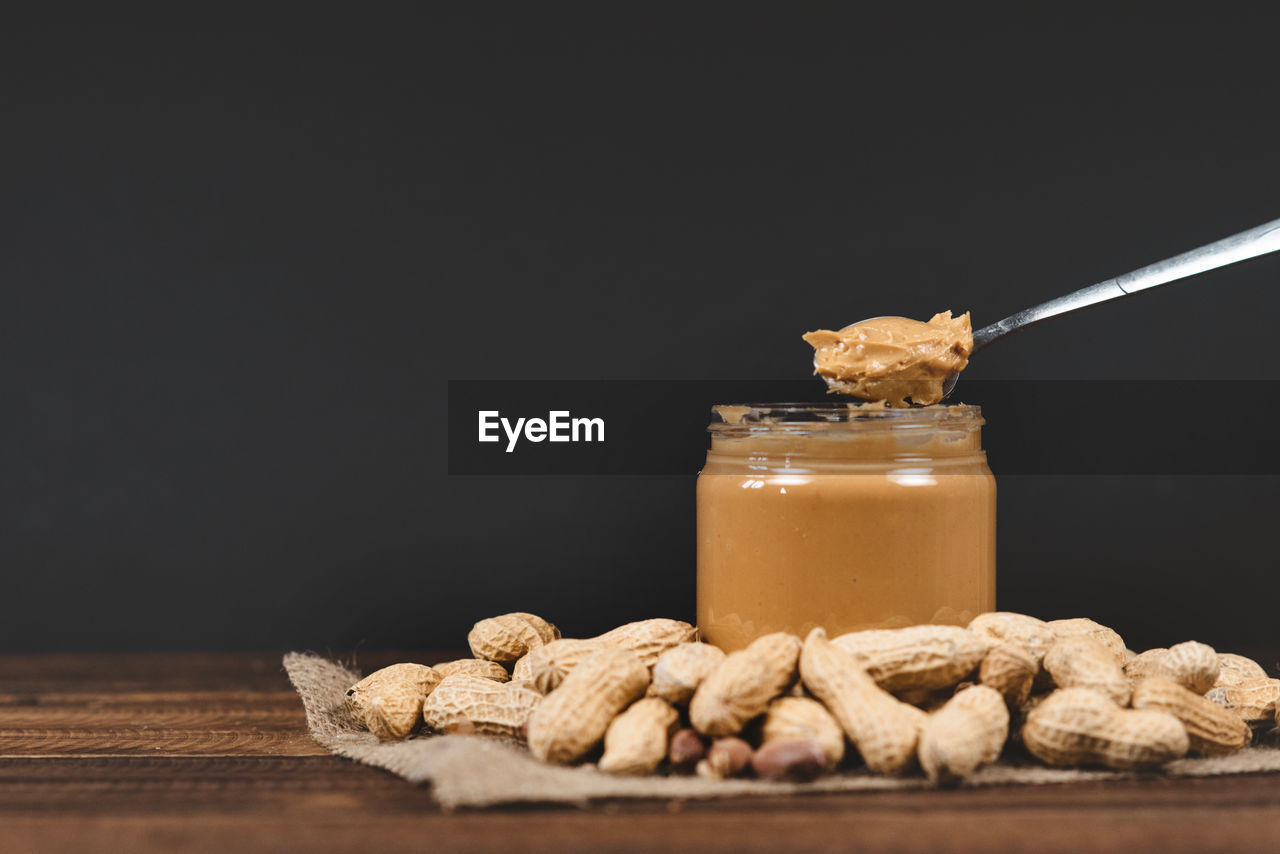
(696, 403, 995, 651)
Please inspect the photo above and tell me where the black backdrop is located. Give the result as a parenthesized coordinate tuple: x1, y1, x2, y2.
(4, 9, 1280, 654)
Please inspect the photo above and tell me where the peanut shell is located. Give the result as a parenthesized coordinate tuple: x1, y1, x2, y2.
(432, 659, 510, 682)
(1048, 618, 1128, 667)
(1204, 677, 1280, 723)
(509, 612, 561, 644)
(468, 613, 558, 664)
(422, 673, 542, 738)
(918, 684, 1009, 784)
(346, 663, 442, 741)
(689, 633, 802, 737)
(1124, 641, 1219, 695)
(598, 697, 680, 775)
(649, 643, 727, 706)
(1214, 653, 1268, 689)
(1043, 636, 1131, 706)
(1022, 687, 1189, 769)
(593, 618, 698, 667)
(978, 642, 1037, 707)
(524, 638, 611, 694)
(525, 648, 650, 763)
(799, 628, 920, 775)
(1131, 677, 1251, 755)
(967, 612, 1055, 664)
(832, 625, 991, 693)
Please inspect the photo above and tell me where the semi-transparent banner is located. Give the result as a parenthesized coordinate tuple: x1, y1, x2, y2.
(448, 380, 1277, 475)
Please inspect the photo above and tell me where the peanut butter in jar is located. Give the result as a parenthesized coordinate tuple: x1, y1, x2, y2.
(696, 403, 995, 651)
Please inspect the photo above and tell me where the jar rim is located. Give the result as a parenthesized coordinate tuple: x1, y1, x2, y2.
(709, 402, 983, 431)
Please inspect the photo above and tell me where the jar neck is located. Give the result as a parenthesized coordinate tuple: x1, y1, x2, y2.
(705, 436, 987, 476)
(705, 403, 986, 469)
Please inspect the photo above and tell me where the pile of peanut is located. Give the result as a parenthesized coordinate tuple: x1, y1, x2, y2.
(344, 612, 1280, 784)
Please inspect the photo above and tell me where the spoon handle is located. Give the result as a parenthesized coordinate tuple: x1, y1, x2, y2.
(973, 216, 1280, 349)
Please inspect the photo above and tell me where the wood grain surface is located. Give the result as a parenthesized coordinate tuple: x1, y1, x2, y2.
(3, 651, 1279, 854)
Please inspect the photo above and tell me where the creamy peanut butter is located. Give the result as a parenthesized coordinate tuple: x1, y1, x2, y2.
(802, 311, 974, 406)
(696, 404, 995, 652)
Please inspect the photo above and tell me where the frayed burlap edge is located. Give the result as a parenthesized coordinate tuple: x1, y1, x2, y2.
(283, 652, 1280, 810)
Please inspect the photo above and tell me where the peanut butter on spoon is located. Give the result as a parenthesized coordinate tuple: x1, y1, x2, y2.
(800, 218, 1280, 406)
(802, 311, 973, 407)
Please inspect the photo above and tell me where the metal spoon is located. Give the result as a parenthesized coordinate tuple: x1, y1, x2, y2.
(940, 216, 1280, 399)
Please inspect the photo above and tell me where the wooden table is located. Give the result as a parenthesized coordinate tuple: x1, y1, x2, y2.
(3, 652, 1279, 854)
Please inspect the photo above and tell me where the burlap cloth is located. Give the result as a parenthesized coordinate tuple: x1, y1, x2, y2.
(284, 652, 1280, 810)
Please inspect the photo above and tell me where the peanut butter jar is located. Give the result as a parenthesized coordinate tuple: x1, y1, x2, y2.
(696, 403, 995, 651)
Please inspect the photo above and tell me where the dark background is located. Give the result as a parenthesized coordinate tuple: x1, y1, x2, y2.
(4, 9, 1280, 655)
